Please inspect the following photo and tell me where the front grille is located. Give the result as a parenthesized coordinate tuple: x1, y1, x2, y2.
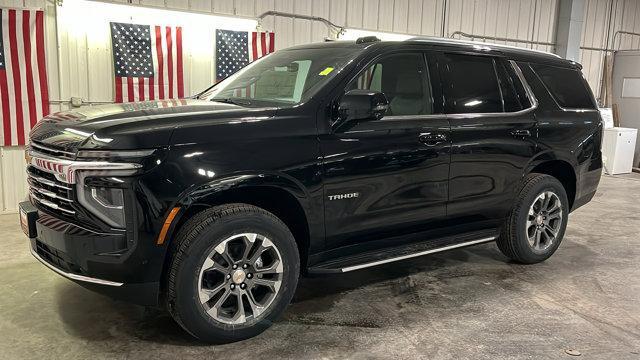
(27, 166, 76, 216)
(30, 141, 76, 159)
(35, 239, 83, 274)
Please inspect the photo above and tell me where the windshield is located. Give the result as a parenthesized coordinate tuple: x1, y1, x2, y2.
(200, 47, 362, 106)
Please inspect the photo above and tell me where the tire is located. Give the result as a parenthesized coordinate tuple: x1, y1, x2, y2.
(166, 203, 299, 343)
(497, 173, 569, 264)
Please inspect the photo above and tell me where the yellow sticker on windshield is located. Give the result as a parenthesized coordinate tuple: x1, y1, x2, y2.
(319, 67, 334, 76)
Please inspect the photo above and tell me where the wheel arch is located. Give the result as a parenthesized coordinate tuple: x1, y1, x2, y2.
(524, 152, 577, 209)
(158, 173, 315, 300)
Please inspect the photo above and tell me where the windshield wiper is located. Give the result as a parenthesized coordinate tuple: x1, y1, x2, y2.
(210, 97, 252, 106)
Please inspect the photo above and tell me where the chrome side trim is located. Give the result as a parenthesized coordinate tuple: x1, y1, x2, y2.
(509, 60, 539, 110)
(31, 247, 124, 287)
(339, 236, 497, 273)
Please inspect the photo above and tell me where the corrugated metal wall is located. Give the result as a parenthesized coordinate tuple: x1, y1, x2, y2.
(0, 0, 56, 213)
(0, 0, 629, 213)
(446, 0, 558, 53)
(580, 0, 640, 100)
(63, 0, 559, 109)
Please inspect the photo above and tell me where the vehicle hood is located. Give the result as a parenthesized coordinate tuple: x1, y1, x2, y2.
(29, 99, 277, 152)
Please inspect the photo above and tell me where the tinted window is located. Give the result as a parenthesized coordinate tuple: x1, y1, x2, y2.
(532, 64, 595, 109)
(348, 53, 433, 116)
(354, 63, 383, 92)
(510, 62, 533, 109)
(442, 54, 502, 114)
(496, 61, 523, 112)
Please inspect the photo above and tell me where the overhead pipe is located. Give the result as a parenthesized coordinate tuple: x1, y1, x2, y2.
(256, 11, 345, 38)
(581, 30, 640, 52)
(449, 31, 555, 47)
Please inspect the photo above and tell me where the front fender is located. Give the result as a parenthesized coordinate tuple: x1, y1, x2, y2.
(180, 171, 310, 206)
(161, 171, 323, 254)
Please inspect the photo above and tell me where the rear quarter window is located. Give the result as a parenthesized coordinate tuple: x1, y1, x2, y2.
(531, 64, 596, 109)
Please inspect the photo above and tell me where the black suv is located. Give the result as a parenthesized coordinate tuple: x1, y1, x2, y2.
(20, 37, 602, 343)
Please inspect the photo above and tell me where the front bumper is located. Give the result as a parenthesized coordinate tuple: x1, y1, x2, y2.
(30, 245, 123, 286)
(22, 201, 161, 306)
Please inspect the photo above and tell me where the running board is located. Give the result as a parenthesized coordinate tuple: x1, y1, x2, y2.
(308, 234, 497, 274)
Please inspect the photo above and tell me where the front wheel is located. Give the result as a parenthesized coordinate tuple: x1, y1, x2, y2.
(497, 173, 569, 264)
(166, 204, 299, 343)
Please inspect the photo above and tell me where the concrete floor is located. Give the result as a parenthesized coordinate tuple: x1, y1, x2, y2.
(1, 174, 639, 360)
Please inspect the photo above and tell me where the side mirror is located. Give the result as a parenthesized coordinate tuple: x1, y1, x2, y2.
(337, 89, 389, 123)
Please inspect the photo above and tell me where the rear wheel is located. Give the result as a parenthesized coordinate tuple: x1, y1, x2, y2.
(166, 204, 299, 343)
(497, 173, 569, 264)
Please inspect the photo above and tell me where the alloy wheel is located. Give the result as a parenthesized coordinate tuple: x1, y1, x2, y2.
(526, 191, 563, 253)
(197, 233, 284, 325)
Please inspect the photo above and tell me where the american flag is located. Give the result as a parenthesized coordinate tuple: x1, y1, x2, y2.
(357, 67, 374, 89)
(357, 64, 380, 90)
(0, 8, 49, 146)
(110, 22, 184, 103)
(121, 99, 186, 112)
(215, 29, 275, 83)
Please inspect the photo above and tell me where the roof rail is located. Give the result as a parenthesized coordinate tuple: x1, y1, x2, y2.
(406, 36, 561, 58)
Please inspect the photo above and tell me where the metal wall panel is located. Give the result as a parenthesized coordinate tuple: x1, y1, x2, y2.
(0, 147, 28, 213)
(311, 0, 331, 40)
(0, 0, 54, 212)
(423, 0, 445, 36)
(580, 0, 640, 101)
(69, 0, 558, 78)
(446, 0, 557, 52)
(393, 0, 409, 33)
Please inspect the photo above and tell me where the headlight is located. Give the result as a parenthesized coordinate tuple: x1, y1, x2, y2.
(72, 149, 162, 228)
(76, 149, 156, 160)
(77, 184, 126, 228)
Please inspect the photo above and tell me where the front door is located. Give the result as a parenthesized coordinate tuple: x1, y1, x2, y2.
(319, 51, 451, 250)
(437, 52, 538, 229)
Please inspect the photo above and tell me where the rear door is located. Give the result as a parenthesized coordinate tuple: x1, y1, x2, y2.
(438, 52, 538, 229)
(319, 50, 451, 250)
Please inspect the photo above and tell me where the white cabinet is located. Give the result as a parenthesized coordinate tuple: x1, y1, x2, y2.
(602, 127, 638, 175)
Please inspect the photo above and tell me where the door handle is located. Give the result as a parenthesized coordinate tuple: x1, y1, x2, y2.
(510, 129, 532, 137)
(418, 132, 447, 146)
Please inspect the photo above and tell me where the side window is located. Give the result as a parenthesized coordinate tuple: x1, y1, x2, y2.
(348, 53, 434, 116)
(355, 63, 383, 92)
(496, 60, 524, 112)
(531, 64, 595, 109)
(441, 54, 502, 114)
(507, 61, 533, 109)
